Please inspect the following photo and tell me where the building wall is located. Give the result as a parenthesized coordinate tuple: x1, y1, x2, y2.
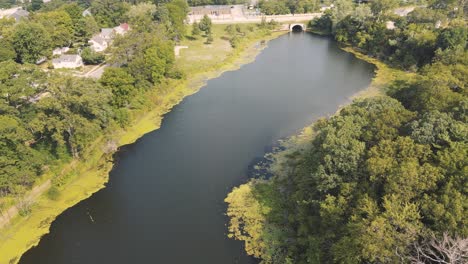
(53, 58, 83, 69)
(190, 6, 231, 16)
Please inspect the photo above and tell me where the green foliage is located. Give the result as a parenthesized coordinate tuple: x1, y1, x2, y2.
(46, 186, 60, 200)
(126, 2, 157, 32)
(81, 47, 105, 65)
(110, 24, 174, 84)
(90, 0, 129, 27)
(0, 39, 16, 62)
(30, 0, 44, 11)
(370, 0, 399, 15)
(0, 0, 188, 203)
(100, 67, 135, 107)
(192, 21, 201, 37)
(33, 10, 74, 48)
(74, 15, 100, 43)
(206, 32, 213, 44)
(258, 0, 320, 15)
(165, 0, 189, 41)
(437, 26, 468, 50)
(230, 35, 240, 48)
(11, 22, 51, 63)
(0, 0, 15, 9)
(226, 58, 467, 262)
(199, 15, 212, 34)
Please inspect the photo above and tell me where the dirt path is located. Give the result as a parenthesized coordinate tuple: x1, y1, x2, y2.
(0, 180, 51, 229)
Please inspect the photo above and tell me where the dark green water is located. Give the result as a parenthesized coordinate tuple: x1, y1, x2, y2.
(20, 33, 374, 264)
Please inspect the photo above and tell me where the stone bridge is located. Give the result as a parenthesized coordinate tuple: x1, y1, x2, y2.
(279, 23, 307, 31)
(289, 23, 306, 32)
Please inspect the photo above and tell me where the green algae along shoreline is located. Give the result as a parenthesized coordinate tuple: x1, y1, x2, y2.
(0, 29, 286, 264)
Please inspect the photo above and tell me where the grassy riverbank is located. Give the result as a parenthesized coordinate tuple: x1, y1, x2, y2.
(0, 24, 285, 264)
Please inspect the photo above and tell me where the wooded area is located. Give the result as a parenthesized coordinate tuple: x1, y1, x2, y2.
(0, 0, 188, 198)
(226, 0, 467, 263)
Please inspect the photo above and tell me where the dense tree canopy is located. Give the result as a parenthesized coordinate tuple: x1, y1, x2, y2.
(258, 0, 320, 15)
(227, 2, 468, 264)
(33, 10, 74, 48)
(0, 0, 186, 197)
(11, 22, 51, 63)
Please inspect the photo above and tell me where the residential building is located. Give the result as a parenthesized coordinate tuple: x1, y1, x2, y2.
(88, 35, 109, 52)
(0, 7, 29, 22)
(52, 47, 70, 56)
(52, 54, 83, 69)
(100, 28, 115, 40)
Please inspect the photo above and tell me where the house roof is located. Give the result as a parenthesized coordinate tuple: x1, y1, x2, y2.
(119, 23, 129, 31)
(0, 7, 29, 21)
(100, 28, 114, 38)
(90, 35, 107, 46)
(11, 9, 28, 21)
(53, 47, 69, 53)
(52, 54, 81, 64)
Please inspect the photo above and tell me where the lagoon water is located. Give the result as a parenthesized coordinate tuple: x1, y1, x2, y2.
(20, 33, 374, 264)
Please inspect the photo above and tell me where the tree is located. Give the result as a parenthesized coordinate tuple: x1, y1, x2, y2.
(30, 0, 43, 11)
(0, 115, 42, 194)
(370, 0, 399, 16)
(81, 47, 105, 65)
(100, 67, 135, 107)
(165, 0, 189, 41)
(34, 11, 74, 48)
(191, 21, 201, 37)
(110, 28, 175, 87)
(74, 15, 99, 43)
(33, 76, 112, 158)
(437, 26, 468, 50)
(60, 2, 84, 23)
(206, 31, 213, 44)
(331, 0, 354, 27)
(90, 0, 129, 27)
(199, 15, 212, 35)
(0, 39, 16, 62)
(12, 22, 51, 63)
(126, 2, 156, 32)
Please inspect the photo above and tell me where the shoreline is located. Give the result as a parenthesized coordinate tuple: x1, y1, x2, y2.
(224, 44, 411, 262)
(265, 44, 412, 172)
(0, 30, 286, 264)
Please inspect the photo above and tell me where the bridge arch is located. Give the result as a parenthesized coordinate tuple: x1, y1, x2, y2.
(290, 23, 305, 32)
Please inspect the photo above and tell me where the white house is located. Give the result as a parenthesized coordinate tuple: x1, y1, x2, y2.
(52, 54, 83, 69)
(52, 47, 70, 56)
(88, 35, 108, 52)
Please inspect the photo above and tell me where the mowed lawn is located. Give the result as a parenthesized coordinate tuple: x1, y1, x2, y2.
(176, 24, 276, 74)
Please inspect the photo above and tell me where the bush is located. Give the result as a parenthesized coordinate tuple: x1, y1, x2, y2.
(46, 186, 60, 200)
(81, 47, 105, 65)
(230, 35, 240, 48)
